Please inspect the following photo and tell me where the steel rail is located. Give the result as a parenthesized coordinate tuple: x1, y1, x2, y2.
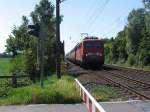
(97, 73, 150, 100)
(103, 70, 150, 87)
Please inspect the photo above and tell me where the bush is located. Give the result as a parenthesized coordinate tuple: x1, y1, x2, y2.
(127, 54, 136, 66)
(10, 52, 39, 82)
(0, 75, 81, 105)
(10, 54, 27, 74)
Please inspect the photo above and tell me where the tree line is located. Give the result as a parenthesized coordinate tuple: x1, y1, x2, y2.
(0, 52, 11, 58)
(105, 0, 150, 67)
(5, 0, 63, 81)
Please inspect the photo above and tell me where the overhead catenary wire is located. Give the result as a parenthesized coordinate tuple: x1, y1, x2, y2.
(83, 0, 99, 19)
(101, 11, 128, 38)
(108, 16, 127, 37)
(83, 0, 102, 25)
(89, 3, 128, 39)
(87, 0, 110, 33)
(102, 10, 127, 31)
(81, 0, 102, 33)
(80, 0, 129, 39)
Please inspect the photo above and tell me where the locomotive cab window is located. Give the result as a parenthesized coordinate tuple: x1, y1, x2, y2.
(84, 42, 92, 49)
(95, 43, 103, 48)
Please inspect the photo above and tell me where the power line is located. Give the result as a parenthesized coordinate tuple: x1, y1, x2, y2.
(102, 11, 128, 37)
(87, 0, 110, 32)
(90, 14, 121, 35)
(84, 0, 101, 25)
(83, 0, 98, 18)
(109, 16, 127, 36)
(81, 0, 101, 32)
(102, 10, 127, 30)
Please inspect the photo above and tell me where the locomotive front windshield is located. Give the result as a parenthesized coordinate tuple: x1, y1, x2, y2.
(84, 41, 103, 49)
(84, 43, 92, 48)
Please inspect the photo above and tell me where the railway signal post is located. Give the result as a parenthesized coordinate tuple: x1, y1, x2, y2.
(28, 20, 45, 88)
(28, 23, 40, 66)
(39, 10, 50, 88)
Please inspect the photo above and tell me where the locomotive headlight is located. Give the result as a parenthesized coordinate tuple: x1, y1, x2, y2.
(96, 53, 99, 55)
(86, 53, 103, 56)
(86, 53, 94, 56)
(96, 53, 102, 56)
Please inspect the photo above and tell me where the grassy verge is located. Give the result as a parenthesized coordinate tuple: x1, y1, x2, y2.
(0, 75, 81, 105)
(91, 86, 120, 101)
(0, 58, 12, 76)
(111, 62, 150, 71)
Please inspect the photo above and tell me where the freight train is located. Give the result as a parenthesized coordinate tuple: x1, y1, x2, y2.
(66, 36, 104, 68)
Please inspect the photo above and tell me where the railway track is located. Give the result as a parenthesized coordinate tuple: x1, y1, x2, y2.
(95, 70, 150, 100)
(104, 65, 150, 83)
(67, 61, 150, 100)
(102, 69, 150, 89)
(97, 65, 150, 100)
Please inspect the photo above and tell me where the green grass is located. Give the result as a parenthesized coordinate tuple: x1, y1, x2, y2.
(91, 86, 119, 101)
(0, 61, 122, 104)
(112, 62, 150, 71)
(0, 75, 81, 105)
(105, 59, 150, 71)
(0, 58, 12, 76)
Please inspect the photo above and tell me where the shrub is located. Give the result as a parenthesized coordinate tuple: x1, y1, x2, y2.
(10, 54, 27, 74)
(127, 54, 136, 66)
(0, 75, 81, 105)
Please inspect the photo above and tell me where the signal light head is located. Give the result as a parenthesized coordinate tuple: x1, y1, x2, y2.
(28, 23, 40, 37)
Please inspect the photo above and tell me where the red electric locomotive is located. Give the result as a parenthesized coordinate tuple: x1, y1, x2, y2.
(66, 36, 104, 68)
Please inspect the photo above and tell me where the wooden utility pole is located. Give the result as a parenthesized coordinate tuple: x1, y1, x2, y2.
(56, 0, 61, 78)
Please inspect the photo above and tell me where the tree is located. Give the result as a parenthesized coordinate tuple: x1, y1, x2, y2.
(105, 1, 150, 67)
(30, 0, 56, 73)
(6, 16, 30, 55)
(143, 0, 150, 11)
(126, 9, 145, 54)
(5, 0, 57, 80)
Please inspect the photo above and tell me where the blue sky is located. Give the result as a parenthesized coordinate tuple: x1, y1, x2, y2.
(0, 0, 143, 53)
